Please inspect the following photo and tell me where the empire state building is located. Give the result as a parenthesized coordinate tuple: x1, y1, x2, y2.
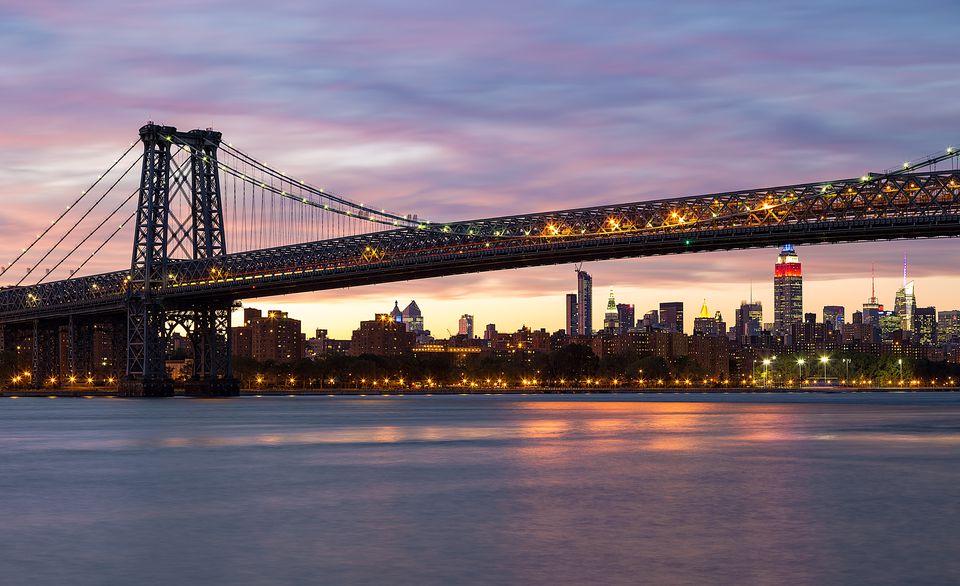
(774, 244, 803, 334)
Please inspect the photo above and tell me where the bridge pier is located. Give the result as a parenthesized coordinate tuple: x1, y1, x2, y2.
(31, 320, 60, 389)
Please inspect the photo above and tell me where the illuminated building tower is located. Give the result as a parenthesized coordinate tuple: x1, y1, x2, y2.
(576, 269, 593, 336)
(774, 244, 803, 334)
(938, 310, 960, 343)
(617, 303, 635, 333)
(693, 300, 719, 336)
(603, 290, 620, 332)
(894, 256, 916, 333)
(914, 307, 937, 345)
(863, 266, 883, 325)
(401, 300, 424, 333)
(458, 314, 474, 338)
(390, 301, 403, 323)
(565, 293, 578, 336)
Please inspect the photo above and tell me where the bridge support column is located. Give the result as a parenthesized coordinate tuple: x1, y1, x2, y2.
(183, 303, 238, 397)
(120, 300, 172, 397)
(31, 320, 59, 389)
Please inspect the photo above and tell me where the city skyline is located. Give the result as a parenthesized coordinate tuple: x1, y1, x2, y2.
(249, 244, 955, 339)
(3, 1, 960, 346)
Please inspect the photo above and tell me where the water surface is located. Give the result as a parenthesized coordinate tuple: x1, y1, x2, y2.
(2, 393, 959, 585)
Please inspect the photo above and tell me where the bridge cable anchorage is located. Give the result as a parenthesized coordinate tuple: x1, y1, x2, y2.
(0, 141, 139, 281)
(35, 187, 139, 285)
(18, 154, 143, 286)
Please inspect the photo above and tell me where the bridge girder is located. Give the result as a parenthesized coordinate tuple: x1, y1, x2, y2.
(1, 170, 959, 322)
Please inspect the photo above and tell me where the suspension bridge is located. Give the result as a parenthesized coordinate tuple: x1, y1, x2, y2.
(1, 123, 958, 395)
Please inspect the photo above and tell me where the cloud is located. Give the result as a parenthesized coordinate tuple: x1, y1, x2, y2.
(2, 0, 960, 335)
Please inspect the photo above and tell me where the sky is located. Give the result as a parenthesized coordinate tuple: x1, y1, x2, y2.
(1, 0, 959, 338)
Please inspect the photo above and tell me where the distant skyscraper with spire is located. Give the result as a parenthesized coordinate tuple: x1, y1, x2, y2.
(863, 264, 883, 325)
(603, 290, 620, 332)
(390, 301, 403, 324)
(894, 254, 916, 333)
(774, 244, 803, 334)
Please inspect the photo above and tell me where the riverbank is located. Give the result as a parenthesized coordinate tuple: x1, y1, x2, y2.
(3, 386, 959, 398)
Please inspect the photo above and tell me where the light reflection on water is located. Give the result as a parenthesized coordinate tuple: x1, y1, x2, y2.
(1, 393, 959, 585)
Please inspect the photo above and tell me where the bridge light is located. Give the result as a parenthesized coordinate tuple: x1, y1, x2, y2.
(948, 147, 955, 154)
(903, 162, 911, 169)
(861, 174, 870, 182)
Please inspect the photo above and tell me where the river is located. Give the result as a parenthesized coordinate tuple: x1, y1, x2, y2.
(2, 393, 958, 585)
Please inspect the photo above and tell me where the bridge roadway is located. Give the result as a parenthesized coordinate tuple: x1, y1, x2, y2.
(2, 170, 959, 324)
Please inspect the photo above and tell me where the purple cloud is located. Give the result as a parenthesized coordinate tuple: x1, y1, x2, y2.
(2, 0, 960, 335)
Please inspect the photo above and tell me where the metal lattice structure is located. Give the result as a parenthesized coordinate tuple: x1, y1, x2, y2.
(1, 124, 958, 395)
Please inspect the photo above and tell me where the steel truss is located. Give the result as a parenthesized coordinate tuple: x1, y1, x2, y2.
(0, 125, 958, 396)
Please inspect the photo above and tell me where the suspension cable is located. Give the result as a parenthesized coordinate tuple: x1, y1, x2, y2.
(36, 187, 139, 284)
(18, 154, 143, 285)
(0, 141, 139, 279)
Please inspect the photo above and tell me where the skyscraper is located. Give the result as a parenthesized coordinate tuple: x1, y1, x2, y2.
(693, 300, 719, 336)
(894, 256, 916, 333)
(641, 310, 659, 330)
(735, 301, 763, 343)
(401, 300, 424, 333)
(938, 310, 960, 343)
(458, 314, 474, 338)
(576, 269, 593, 336)
(616, 303, 635, 333)
(603, 290, 620, 332)
(659, 302, 683, 334)
(863, 266, 883, 325)
(774, 244, 803, 334)
(914, 307, 936, 344)
(565, 293, 578, 336)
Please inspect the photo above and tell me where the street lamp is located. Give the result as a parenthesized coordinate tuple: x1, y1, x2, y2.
(819, 356, 830, 384)
(898, 358, 903, 385)
(796, 358, 805, 388)
(762, 358, 771, 387)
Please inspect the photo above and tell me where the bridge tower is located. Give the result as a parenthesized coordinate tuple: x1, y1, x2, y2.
(120, 123, 237, 397)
